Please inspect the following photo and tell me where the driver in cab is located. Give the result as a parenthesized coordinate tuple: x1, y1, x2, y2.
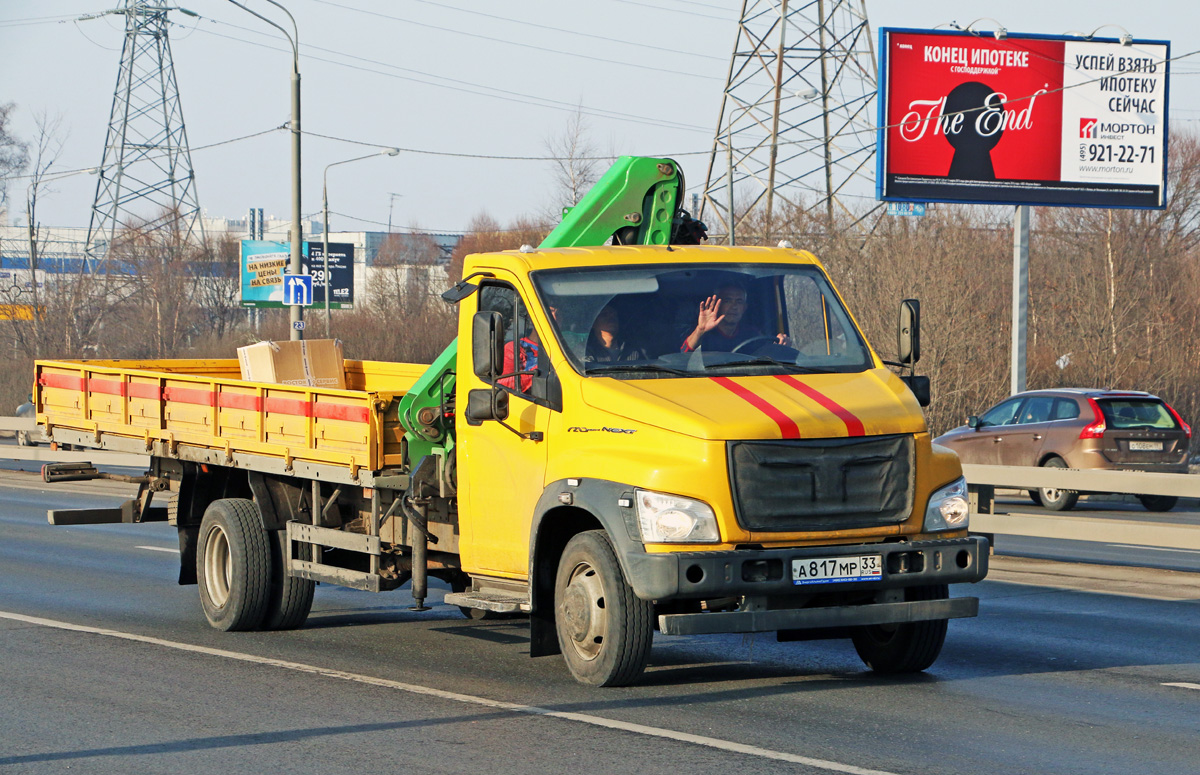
(680, 282, 790, 353)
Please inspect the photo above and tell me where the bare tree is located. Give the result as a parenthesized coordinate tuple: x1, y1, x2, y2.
(0, 102, 29, 212)
(545, 106, 603, 215)
(447, 213, 548, 282)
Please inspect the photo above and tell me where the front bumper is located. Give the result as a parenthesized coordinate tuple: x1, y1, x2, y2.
(659, 595, 979, 636)
(623, 535, 989, 602)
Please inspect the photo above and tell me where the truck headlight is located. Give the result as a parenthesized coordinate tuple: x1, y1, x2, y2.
(635, 489, 720, 543)
(924, 477, 969, 532)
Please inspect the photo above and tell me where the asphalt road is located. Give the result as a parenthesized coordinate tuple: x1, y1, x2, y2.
(1, 470, 1198, 775)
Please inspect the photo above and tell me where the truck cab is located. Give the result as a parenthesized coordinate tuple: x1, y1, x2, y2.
(449, 243, 986, 685)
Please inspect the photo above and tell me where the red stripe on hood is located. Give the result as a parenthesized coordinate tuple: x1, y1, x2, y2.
(774, 374, 865, 436)
(710, 376, 800, 439)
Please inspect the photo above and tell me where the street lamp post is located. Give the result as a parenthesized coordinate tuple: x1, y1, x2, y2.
(322, 149, 400, 336)
(226, 0, 304, 339)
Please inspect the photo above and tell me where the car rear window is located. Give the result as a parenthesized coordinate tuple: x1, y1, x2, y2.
(1096, 399, 1178, 430)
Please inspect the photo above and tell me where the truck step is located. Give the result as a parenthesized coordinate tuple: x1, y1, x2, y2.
(443, 591, 531, 613)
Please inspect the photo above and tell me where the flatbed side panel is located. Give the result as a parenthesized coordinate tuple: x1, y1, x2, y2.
(34, 359, 415, 472)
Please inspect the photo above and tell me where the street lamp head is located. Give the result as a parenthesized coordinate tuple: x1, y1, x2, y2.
(383, 148, 400, 157)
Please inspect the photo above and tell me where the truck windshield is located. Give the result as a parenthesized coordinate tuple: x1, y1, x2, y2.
(531, 263, 874, 379)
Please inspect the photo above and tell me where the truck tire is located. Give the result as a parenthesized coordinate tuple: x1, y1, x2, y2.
(851, 584, 949, 674)
(554, 530, 653, 687)
(1038, 457, 1078, 511)
(262, 530, 315, 630)
(197, 498, 272, 632)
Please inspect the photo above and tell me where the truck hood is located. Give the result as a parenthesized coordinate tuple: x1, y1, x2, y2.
(579, 369, 926, 441)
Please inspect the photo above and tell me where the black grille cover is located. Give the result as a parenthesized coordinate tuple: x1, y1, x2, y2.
(727, 435, 914, 532)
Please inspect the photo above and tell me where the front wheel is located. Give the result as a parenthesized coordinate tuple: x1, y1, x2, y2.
(851, 584, 949, 674)
(554, 530, 653, 687)
(197, 498, 272, 632)
(1038, 457, 1078, 511)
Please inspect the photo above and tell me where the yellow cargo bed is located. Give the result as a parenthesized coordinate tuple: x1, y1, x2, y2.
(34, 358, 428, 480)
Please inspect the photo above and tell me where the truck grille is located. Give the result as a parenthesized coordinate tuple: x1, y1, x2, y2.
(727, 435, 914, 532)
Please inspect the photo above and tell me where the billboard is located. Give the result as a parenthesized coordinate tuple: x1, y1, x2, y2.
(877, 29, 1169, 209)
(240, 240, 355, 309)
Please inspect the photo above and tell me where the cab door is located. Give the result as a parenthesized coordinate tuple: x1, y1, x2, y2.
(455, 277, 557, 578)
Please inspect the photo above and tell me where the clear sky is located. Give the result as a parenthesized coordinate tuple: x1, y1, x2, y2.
(1, 0, 1197, 234)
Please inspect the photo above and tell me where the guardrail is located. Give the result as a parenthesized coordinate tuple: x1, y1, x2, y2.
(0, 417, 149, 467)
(962, 464, 1200, 552)
(1, 417, 1196, 554)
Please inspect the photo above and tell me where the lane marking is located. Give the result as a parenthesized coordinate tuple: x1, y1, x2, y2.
(1162, 682, 1200, 691)
(711, 376, 800, 439)
(0, 610, 895, 775)
(774, 375, 865, 436)
(136, 546, 180, 554)
(1105, 544, 1200, 556)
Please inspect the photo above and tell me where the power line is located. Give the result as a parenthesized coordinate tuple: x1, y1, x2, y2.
(372, 0, 724, 62)
(191, 21, 712, 134)
(305, 0, 719, 81)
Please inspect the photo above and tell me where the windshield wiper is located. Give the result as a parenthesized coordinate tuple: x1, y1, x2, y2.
(702, 357, 839, 374)
(586, 363, 693, 377)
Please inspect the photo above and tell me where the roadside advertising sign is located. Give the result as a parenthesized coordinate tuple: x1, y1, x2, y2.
(877, 29, 1169, 209)
(240, 240, 289, 308)
(240, 240, 355, 308)
(304, 242, 355, 310)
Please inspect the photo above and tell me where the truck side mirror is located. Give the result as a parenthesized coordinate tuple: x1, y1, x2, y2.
(465, 387, 509, 425)
(898, 299, 920, 366)
(901, 375, 931, 407)
(472, 311, 505, 380)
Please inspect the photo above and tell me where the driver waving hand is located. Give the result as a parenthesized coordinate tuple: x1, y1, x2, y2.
(681, 283, 790, 352)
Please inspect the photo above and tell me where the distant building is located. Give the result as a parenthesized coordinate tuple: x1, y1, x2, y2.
(0, 215, 462, 307)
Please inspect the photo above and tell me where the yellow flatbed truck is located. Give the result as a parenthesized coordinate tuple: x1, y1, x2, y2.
(35, 159, 987, 686)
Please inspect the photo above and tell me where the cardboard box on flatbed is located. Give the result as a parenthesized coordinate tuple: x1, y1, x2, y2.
(236, 339, 346, 389)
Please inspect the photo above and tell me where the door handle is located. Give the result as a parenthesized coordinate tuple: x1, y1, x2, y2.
(1033, 434, 1043, 440)
(992, 437, 1003, 443)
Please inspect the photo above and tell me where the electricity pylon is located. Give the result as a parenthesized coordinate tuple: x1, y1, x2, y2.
(85, 0, 205, 263)
(702, 0, 880, 239)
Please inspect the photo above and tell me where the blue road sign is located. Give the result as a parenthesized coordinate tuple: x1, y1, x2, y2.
(887, 202, 926, 217)
(282, 273, 313, 306)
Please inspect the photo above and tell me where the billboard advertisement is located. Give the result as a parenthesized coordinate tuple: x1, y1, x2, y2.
(240, 240, 355, 309)
(877, 29, 1169, 209)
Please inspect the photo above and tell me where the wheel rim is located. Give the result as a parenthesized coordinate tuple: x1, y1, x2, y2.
(203, 524, 233, 609)
(1042, 486, 1064, 502)
(560, 561, 607, 662)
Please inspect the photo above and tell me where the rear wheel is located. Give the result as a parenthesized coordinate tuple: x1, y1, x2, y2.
(197, 498, 271, 632)
(1027, 490, 1043, 506)
(262, 529, 315, 630)
(851, 584, 949, 674)
(1138, 494, 1177, 512)
(1038, 457, 1078, 511)
(555, 530, 653, 687)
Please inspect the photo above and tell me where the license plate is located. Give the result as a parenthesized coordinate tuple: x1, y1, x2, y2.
(1129, 440, 1163, 451)
(792, 555, 882, 585)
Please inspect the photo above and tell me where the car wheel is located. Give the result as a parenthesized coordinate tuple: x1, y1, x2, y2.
(1038, 457, 1078, 511)
(1027, 490, 1043, 506)
(1137, 494, 1177, 512)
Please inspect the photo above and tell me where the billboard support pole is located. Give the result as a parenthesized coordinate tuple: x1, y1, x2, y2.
(1011, 204, 1030, 395)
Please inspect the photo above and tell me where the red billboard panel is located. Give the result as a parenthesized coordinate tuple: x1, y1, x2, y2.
(877, 29, 1169, 209)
